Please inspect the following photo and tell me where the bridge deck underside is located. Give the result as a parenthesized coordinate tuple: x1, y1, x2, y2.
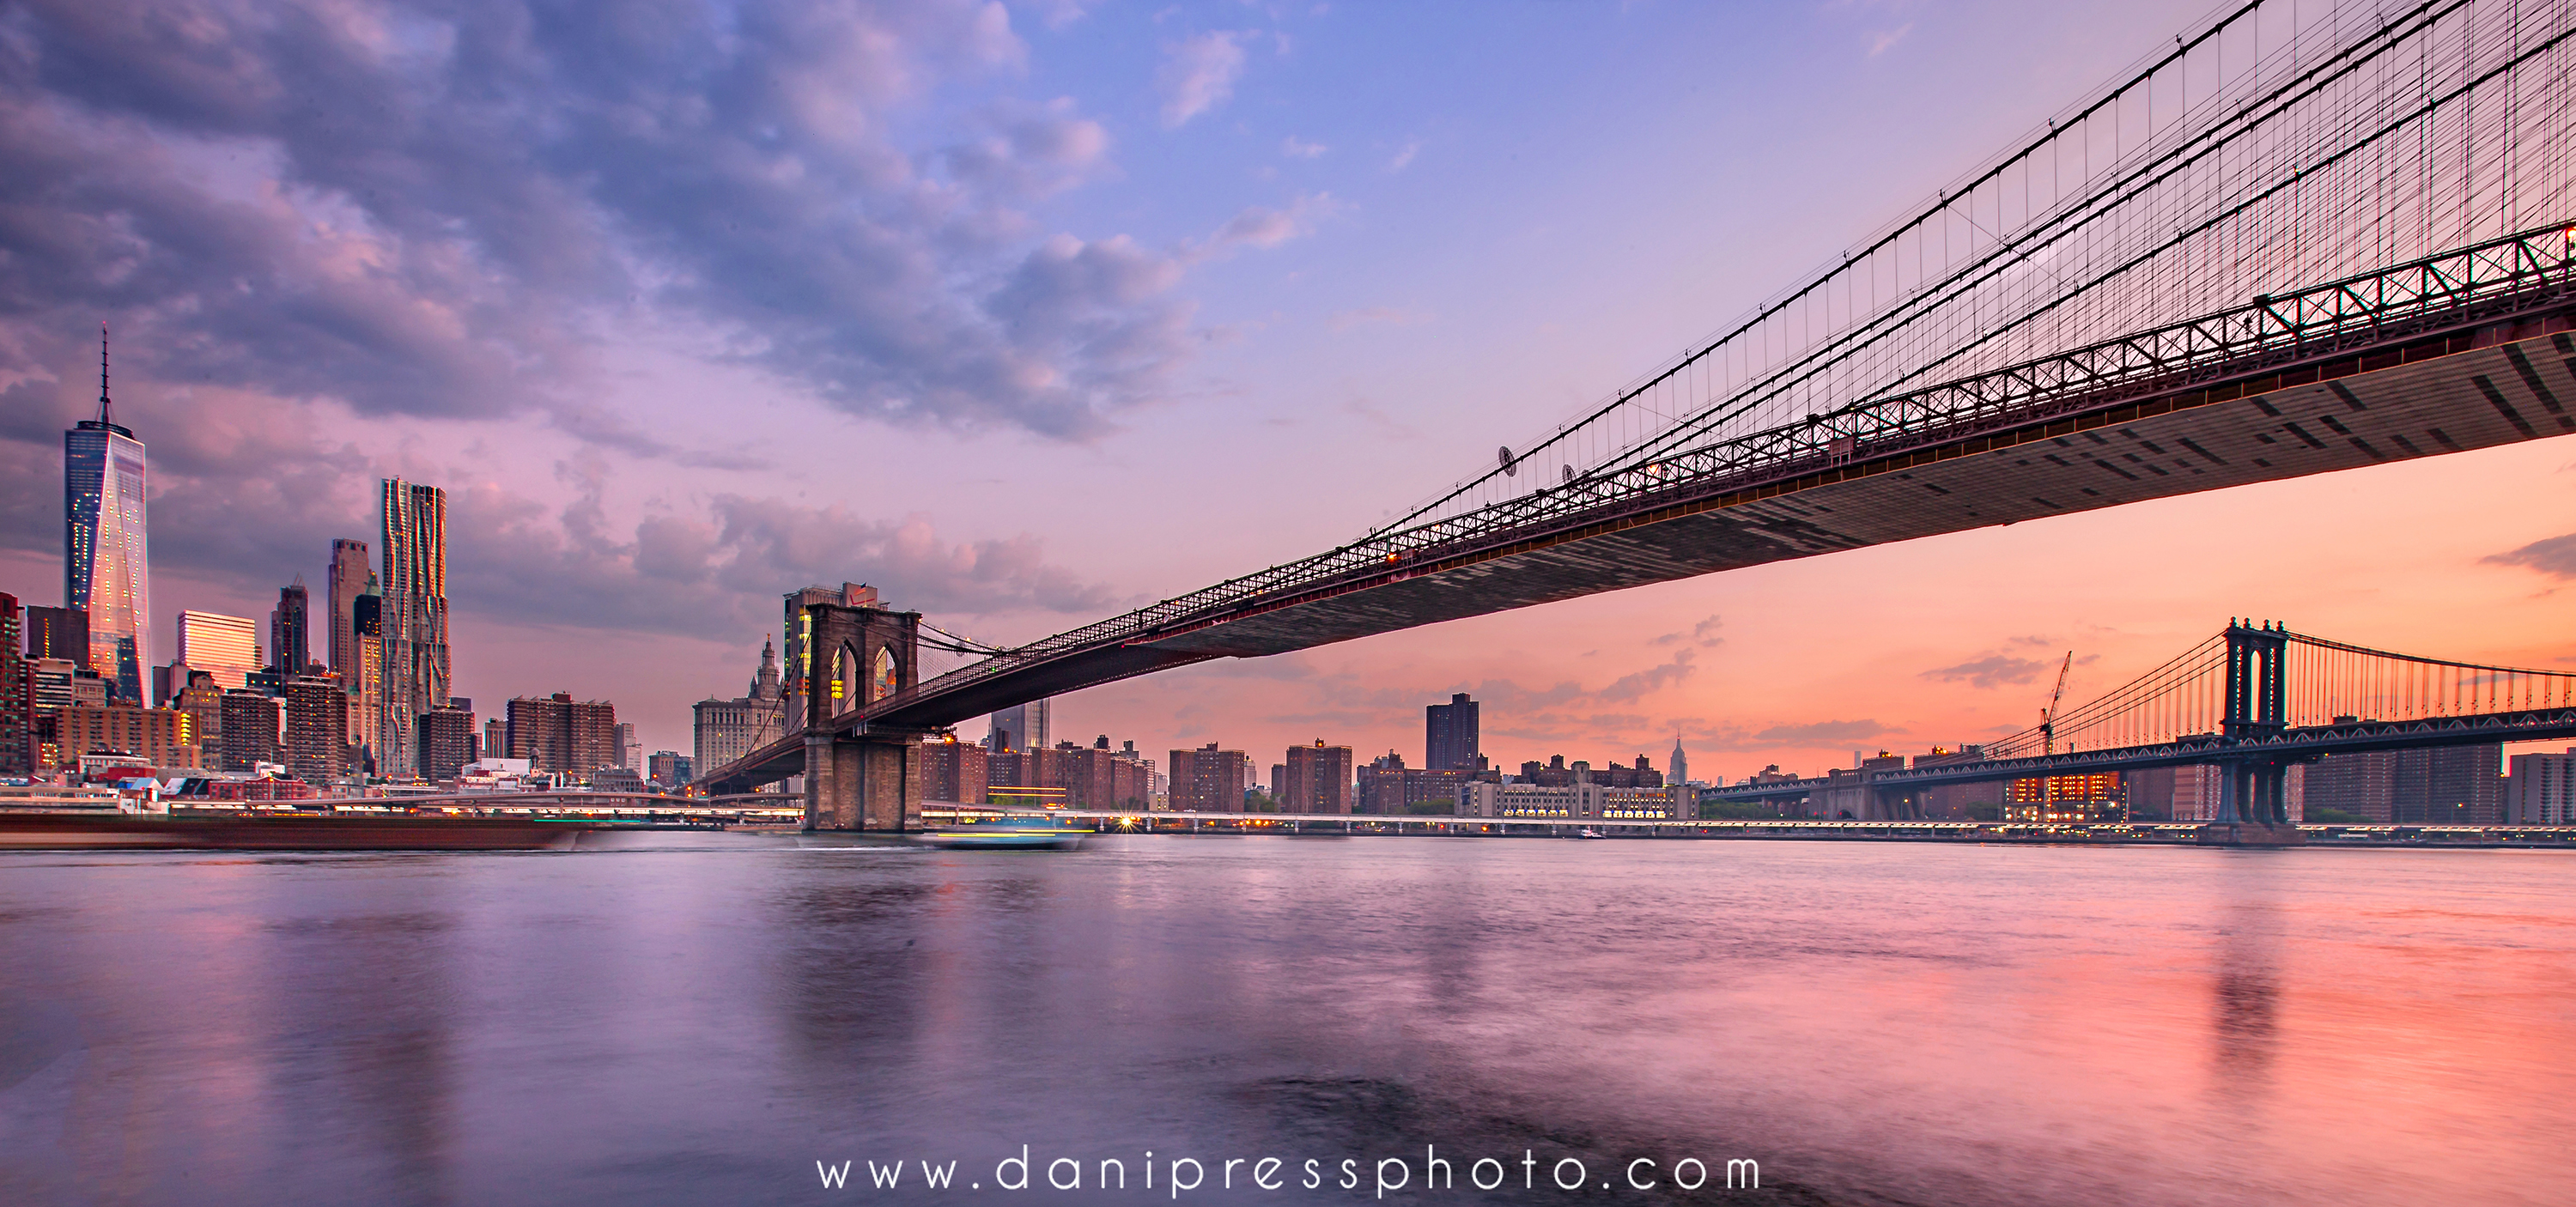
(879, 322, 2576, 725)
(703, 320, 2576, 791)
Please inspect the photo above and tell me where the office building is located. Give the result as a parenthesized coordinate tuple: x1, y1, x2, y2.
(614, 722, 640, 770)
(1669, 738, 1689, 786)
(269, 578, 311, 676)
(694, 638, 786, 777)
(175, 610, 260, 689)
(507, 692, 617, 776)
(284, 675, 348, 785)
(217, 690, 283, 773)
(348, 591, 382, 763)
(2506, 749, 2576, 824)
(326, 540, 368, 677)
(419, 705, 477, 782)
(989, 698, 1051, 752)
(24, 605, 87, 666)
(1280, 740, 1355, 814)
(1425, 693, 1480, 771)
(378, 478, 450, 777)
(483, 717, 501, 761)
(64, 328, 149, 703)
(1168, 743, 1252, 812)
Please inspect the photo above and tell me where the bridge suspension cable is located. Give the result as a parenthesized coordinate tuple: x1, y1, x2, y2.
(1983, 625, 2576, 758)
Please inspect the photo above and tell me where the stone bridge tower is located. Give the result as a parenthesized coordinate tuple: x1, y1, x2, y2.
(782, 583, 926, 831)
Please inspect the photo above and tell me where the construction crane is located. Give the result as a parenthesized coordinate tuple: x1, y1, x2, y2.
(2038, 652, 2074, 755)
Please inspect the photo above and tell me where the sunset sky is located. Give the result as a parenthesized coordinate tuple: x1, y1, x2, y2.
(5, 0, 2573, 779)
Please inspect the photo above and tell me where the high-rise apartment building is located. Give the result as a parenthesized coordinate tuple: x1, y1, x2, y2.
(0, 592, 27, 775)
(1425, 693, 1480, 771)
(1281, 741, 1356, 814)
(284, 675, 348, 785)
(175, 610, 259, 689)
(918, 737, 990, 804)
(64, 328, 149, 704)
(2306, 746, 2500, 823)
(51, 703, 189, 769)
(614, 722, 640, 770)
(218, 690, 283, 773)
(989, 698, 1051, 752)
(378, 479, 450, 777)
(268, 579, 311, 676)
(507, 692, 617, 776)
(1168, 743, 1252, 812)
(2506, 749, 2576, 824)
(419, 705, 477, 782)
(694, 639, 785, 777)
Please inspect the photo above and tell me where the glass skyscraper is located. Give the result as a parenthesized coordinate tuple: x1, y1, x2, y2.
(64, 326, 148, 703)
(378, 479, 449, 778)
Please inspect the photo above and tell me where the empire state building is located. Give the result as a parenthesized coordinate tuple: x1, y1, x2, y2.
(65, 324, 149, 703)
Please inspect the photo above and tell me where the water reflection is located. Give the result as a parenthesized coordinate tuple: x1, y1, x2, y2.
(2, 840, 2572, 1206)
(2208, 857, 2283, 1104)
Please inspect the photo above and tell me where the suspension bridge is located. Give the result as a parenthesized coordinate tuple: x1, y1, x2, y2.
(1709, 619, 2576, 823)
(695, 0, 2576, 829)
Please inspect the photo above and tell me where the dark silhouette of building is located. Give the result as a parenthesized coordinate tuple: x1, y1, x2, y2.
(269, 579, 310, 677)
(0, 592, 26, 775)
(285, 674, 347, 785)
(506, 692, 617, 776)
(1425, 693, 1480, 771)
(24, 605, 87, 667)
(217, 690, 281, 773)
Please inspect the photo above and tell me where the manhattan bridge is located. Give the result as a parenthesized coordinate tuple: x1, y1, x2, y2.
(698, 0, 2576, 833)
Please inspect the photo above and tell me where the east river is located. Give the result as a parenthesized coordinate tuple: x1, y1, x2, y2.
(2, 834, 2570, 1205)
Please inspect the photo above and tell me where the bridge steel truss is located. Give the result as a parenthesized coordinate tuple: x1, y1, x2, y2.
(699, 0, 2576, 796)
(1714, 622, 2576, 823)
(839, 225, 2576, 734)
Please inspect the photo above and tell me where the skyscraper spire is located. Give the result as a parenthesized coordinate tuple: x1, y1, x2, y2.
(99, 321, 111, 427)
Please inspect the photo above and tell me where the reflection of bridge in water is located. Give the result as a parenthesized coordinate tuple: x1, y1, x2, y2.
(696, 0, 2576, 832)
(1708, 620, 2576, 822)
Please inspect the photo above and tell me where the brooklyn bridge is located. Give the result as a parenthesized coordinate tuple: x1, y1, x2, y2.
(697, 0, 2576, 832)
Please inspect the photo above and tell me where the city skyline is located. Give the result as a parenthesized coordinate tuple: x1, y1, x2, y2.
(4, 0, 2575, 776)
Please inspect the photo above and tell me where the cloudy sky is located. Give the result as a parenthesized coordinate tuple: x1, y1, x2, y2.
(6, 0, 2574, 777)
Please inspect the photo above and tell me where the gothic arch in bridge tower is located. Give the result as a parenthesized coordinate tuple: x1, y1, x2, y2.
(872, 646, 899, 702)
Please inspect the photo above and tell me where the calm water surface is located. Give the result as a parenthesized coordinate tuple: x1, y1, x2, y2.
(2, 834, 2571, 1205)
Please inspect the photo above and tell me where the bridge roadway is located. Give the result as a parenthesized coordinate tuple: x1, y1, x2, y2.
(1707, 706, 2576, 812)
(203, 792, 806, 825)
(705, 234, 2576, 795)
(919, 807, 2576, 846)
